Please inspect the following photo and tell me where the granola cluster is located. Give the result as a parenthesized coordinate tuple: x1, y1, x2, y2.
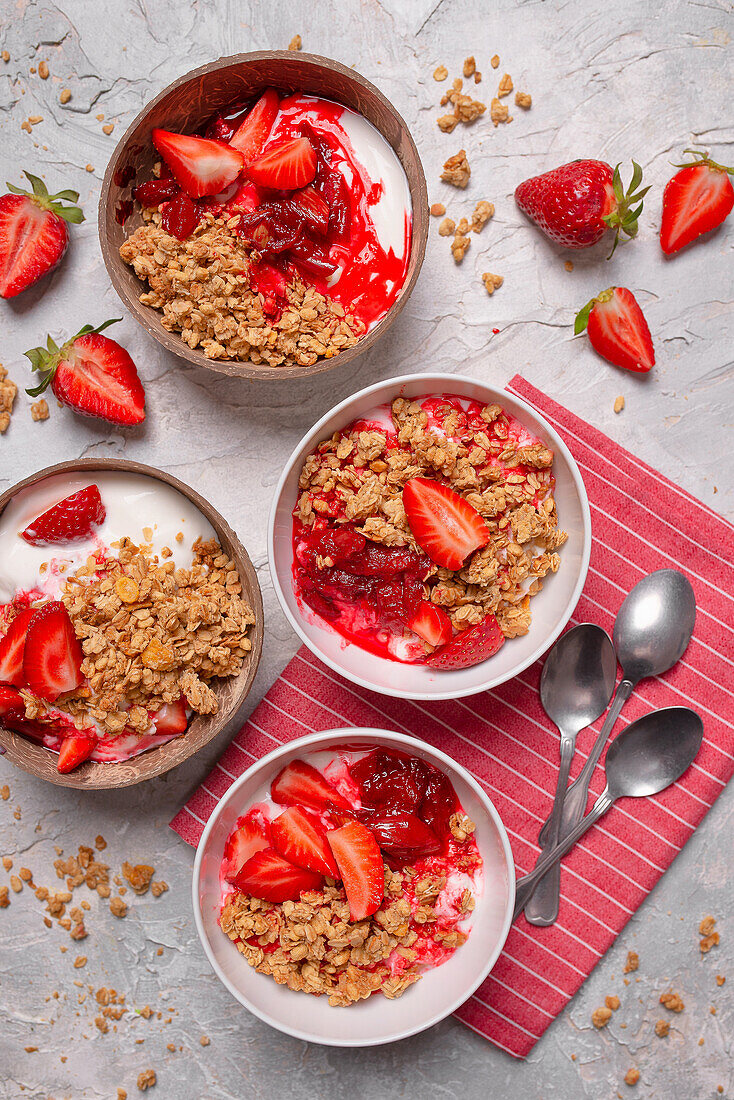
(296, 397, 566, 642)
(221, 827, 477, 1006)
(13, 537, 254, 738)
(119, 210, 364, 368)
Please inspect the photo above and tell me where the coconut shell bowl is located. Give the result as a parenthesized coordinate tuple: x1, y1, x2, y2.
(99, 51, 428, 381)
(0, 459, 264, 789)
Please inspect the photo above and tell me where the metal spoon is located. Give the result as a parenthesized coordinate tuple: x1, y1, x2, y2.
(514, 706, 703, 919)
(527, 569, 696, 925)
(523, 625, 618, 926)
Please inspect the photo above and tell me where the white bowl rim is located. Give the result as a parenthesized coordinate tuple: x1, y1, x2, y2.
(267, 371, 591, 700)
(192, 726, 516, 1047)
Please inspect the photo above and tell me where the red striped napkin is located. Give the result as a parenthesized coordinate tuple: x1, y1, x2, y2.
(171, 375, 734, 1059)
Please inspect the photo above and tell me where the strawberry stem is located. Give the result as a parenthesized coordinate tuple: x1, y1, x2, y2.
(672, 148, 734, 175)
(574, 287, 615, 334)
(602, 161, 650, 257)
(25, 318, 121, 397)
(6, 171, 85, 224)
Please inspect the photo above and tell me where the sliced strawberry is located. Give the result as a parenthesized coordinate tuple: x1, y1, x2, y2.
(402, 478, 490, 570)
(407, 601, 453, 647)
(133, 177, 180, 207)
(247, 137, 317, 191)
(22, 602, 84, 702)
(21, 485, 106, 546)
(363, 809, 442, 861)
(419, 771, 459, 837)
(57, 733, 96, 774)
(270, 806, 339, 877)
(153, 696, 188, 736)
(575, 287, 655, 373)
(229, 89, 279, 161)
(426, 611, 506, 670)
(25, 319, 146, 426)
(660, 150, 734, 255)
(327, 820, 384, 921)
(230, 847, 322, 902)
(0, 172, 83, 299)
(223, 814, 271, 881)
(0, 608, 36, 686)
(271, 758, 351, 812)
(289, 185, 330, 236)
(225, 180, 262, 214)
(160, 192, 199, 240)
(152, 129, 244, 199)
(0, 684, 26, 722)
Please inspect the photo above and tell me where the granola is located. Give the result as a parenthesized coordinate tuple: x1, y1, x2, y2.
(292, 393, 566, 663)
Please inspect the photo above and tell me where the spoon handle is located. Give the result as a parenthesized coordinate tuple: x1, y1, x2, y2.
(524, 732, 576, 926)
(514, 788, 615, 920)
(525, 678, 634, 925)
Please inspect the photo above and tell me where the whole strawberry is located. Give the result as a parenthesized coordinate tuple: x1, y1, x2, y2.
(0, 171, 83, 298)
(25, 319, 146, 425)
(660, 149, 734, 255)
(515, 160, 649, 254)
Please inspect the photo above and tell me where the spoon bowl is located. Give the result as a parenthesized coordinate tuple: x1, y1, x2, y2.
(606, 706, 704, 799)
(613, 569, 696, 683)
(540, 624, 618, 734)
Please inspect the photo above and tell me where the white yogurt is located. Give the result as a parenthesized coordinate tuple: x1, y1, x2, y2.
(0, 471, 215, 604)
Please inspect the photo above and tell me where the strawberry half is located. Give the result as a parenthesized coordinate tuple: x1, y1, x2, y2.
(0, 684, 26, 723)
(270, 758, 351, 812)
(402, 478, 490, 571)
(21, 485, 106, 546)
(229, 848, 322, 902)
(152, 129, 244, 198)
(57, 733, 96, 774)
(327, 820, 384, 921)
(0, 607, 35, 686)
(223, 815, 271, 882)
(153, 696, 188, 736)
(407, 601, 453, 647)
(25, 319, 145, 425)
(660, 149, 734, 255)
(229, 89, 280, 161)
(270, 806, 339, 878)
(22, 601, 84, 702)
(427, 611, 506, 670)
(0, 171, 83, 298)
(247, 137, 317, 191)
(515, 159, 649, 255)
(363, 809, 441, 861)
(575, 287, 655, 373)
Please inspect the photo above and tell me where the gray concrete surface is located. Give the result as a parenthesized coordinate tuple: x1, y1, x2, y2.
(0, 0, 732, 1097)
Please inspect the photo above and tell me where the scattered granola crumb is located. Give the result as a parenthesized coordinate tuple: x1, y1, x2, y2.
(592, 1005, 613, 1028)
(623, 951, 639, 973)
(24, 1045, 38, 1053)
(471, 200, 494, 233)
(60, 88, 71, 104)
(0, 886, 9, 908)
(490, 98, 511, 126)
(498, 73, 513, 97)
(30, 398, 49, 421)
(624, 1068, 640, 1087)
(614, 396, 625, 414)
(175, 531, 184, 543)
(19, 866, 32, 881)
(438, 216, 455, 236)
(2, 857, 11, 870)
(103, 123, 115, 135)
(463, 56, 476, 78)
(110, 896, 128, 918)
(137, 1069, 156, 1091)
(10, 875, 22, 893)
(701, 931, 720, 953)
(38, 60, 49, 79)
(166, 1043, 175, 1052)
(430, 202, 446, 217)
(95, 835, 107, 851)
(28, 114, 43, 124)
(711, 1005, 717, 1014)
(199, 1035, 210, 1046)
(698, 1037, 705, 1045)
(123, 862, 155, 896)
(437, 114, 459, 133)
(700, 915, 716, 936)
(433, 65, 448, 82)
(571, 1054, 577, 1061)
(1, 50, 9, 63)
(96, 112, 105, 121)
(85, 164, 94, 173)
(21, 120, 32, 134)
(515, 91, 532, 109)
(117, 1090, 127, 1100)
(288, 34, 302, 51)
(482, 272, 504, 295)
(0, 785, 8, 800)
(73, 955, 87, 968)
(441, 149, 471, 188)
(156, 947, 164, 956)
(0, 366, 18, 433)
(565, 260, 574, 271)
(150, 881, 168, 898)
(451, 233, 471, 263)
(716, 974, 725, 986)
(491, 54, 500, 69)
(660, 991, 684, 1013)
(605, 995, 621, 1011)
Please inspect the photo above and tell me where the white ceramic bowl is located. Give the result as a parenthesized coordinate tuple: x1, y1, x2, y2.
(268, 373, 591, 700)
(193, 728, 515, 1047)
